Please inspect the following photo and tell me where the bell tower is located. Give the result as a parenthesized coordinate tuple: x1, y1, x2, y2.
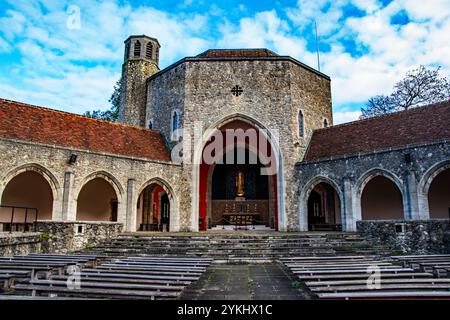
(118, 35, 160, 127)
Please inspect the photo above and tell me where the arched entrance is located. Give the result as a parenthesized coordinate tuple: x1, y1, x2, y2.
(198, 118, 280, 231)
(428, 168, 450, 219)
(76, 178, 118, 222)
(137, 182, 171, 232)
(360, 175, 404, 220)
(1, 171, 53, 229)
(307, 182, 342, 231)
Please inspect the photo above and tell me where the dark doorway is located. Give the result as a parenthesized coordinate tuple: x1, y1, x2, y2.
(160, 194, 170, 232)
(307, 182, 342, 231)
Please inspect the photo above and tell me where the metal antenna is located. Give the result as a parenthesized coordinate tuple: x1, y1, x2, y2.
(314, 20, 320, 72)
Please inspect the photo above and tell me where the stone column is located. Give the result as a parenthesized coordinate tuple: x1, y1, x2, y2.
(403, 170, 421, 220)
(126, 179, 137, 232)
(61, 172, 76, 221)
(343, 177, 357, 231)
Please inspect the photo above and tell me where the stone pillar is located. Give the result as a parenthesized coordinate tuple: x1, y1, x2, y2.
(404, 170, 421, 220)
(61, 172, 76, 221)
(343, 177, 357, 231)
(126, 179, 137, 232)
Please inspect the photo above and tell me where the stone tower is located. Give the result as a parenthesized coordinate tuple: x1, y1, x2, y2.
(119, 35, 160, 127)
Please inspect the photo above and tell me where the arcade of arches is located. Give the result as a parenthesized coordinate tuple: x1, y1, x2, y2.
(0, 165, 448, 232)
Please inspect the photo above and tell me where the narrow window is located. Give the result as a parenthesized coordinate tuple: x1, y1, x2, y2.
(323, 118, 328, 128)
(134, 40, 141, 57)
(298, 110, 304, 137)
(172, 111, 179, 140)
(155, 48, 160, 63)
(125, 42, 131, 60)
(148, 120, 153, 130)
(146, 42, 153, 60)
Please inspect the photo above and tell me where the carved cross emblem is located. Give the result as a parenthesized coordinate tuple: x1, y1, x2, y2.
(231, 85, 243, 96)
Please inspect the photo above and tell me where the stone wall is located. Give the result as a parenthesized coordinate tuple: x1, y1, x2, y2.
(146, 58, 332, 231)
(296, 141, 450, 231)
(357, 220, 450, 254)
(35, 221, 123, 253)
(0, 232, 41, 256)
(0, 138, 186, 232)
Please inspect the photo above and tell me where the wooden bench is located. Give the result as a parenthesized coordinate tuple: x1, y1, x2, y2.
(297, 272, 432, 281)
(318, 291, 450, 300)
(288, 263, 396, 270)
(309, 282, 450, 293)
(95, 264, 204, 274)
(280, 256, 373, 262)
(293, 268, 416, 276)
(306, 278, 450, 287)
(51, 274, 192, 286)
(12, 283, 180, 300)
(0, 266, 54, 279)
(79, 270, 200, 281)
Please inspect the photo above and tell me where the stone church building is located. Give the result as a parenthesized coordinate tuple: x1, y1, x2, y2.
(0, 35, 448, 236)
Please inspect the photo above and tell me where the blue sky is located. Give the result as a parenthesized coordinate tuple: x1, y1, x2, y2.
(0, 0, 449, 123)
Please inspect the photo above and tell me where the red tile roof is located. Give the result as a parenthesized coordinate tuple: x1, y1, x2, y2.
(0, 98, 171, 162)
(303, 101, 450, 162)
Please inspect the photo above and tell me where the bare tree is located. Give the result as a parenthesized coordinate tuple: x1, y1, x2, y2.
(361, 66, 450, 118)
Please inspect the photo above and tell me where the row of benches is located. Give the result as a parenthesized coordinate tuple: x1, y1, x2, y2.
(391, 254, 450, 277)
(0, 253, 105, 292)
(281, 255, 450, 300)
(11, 256, 213, 300)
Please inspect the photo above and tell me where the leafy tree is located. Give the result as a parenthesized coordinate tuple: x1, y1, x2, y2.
(361, 66, 450, 118)
(83, 78, 121, 122)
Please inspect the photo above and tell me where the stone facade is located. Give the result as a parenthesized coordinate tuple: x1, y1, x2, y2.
(0, 232, 41, 256)
(296, 141, 450, 231)
(35, 221, 123, 253)
(145, 57, 331, 231)
(0, 138, 186, 232)
(357, 220, 450, 254)
(0, 34, 448, 239)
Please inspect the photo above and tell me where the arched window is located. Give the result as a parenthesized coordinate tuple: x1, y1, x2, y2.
(148, 120, 153, 130)
(323, 118, 328, 128)
(134, 40, 141, 58)
(146, 42, 153, 60)
(155, 48, 160, 63)
(125, 42, 131, 60)
(172, 111, 179, 140)
(298, 110, 304, 137)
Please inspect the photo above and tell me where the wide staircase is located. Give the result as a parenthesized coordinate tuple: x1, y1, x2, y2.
(88, 232, 392, 263)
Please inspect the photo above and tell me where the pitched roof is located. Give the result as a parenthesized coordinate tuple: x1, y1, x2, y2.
(196, 49, 279, 58)
(303, 101, 450, 162)
(0, 98, 171, 162)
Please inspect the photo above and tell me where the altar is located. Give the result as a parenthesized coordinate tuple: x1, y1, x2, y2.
(211, 200, 270, 226)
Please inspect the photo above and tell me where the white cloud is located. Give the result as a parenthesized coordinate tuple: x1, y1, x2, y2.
(0, 0, 449, 124)
(333, 110, 362, 124)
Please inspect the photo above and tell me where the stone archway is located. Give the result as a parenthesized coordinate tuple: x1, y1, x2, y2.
(299, 176, 344, 231)
(355, 169, 405, 221)
(75, 171, 124, 222)
(419, 161, 450, 219)
(192, 113, 285, 232)
(0, 164, 61, 223)
(136, 178, 179, 232)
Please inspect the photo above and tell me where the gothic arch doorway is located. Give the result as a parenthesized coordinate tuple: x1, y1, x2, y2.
(360, 175, 404, 220)
(1, 171, 53, 229)
(76, 177, 118, 222)
(306, 181, 342, 231)
(198, 118, 280, 231)
(428, 168, 450, 219)
(137, 182, 172, 232)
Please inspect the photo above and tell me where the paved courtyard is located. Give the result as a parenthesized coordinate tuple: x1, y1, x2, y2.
(181, 263, 312, 300)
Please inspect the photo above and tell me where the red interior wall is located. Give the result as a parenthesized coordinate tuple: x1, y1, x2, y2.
(199, 162, 210, 231)
(152, 185, 164, 221)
